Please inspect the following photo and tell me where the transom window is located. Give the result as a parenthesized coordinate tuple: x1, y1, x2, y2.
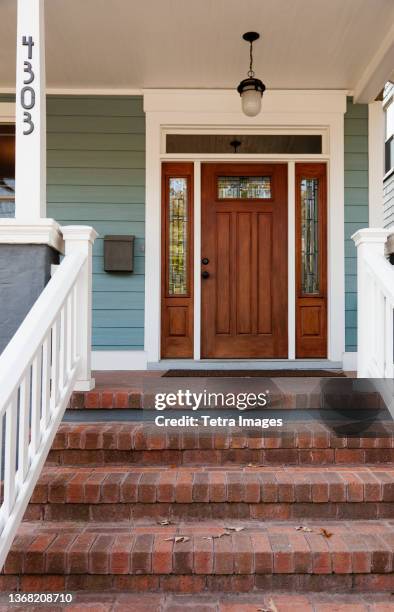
(217, 176, 271, 199)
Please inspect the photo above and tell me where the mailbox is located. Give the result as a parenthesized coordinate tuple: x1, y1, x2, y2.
(104, 235, 134, 272)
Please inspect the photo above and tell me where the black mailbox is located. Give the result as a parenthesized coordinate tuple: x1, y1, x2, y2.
(104, 235, 134, 272)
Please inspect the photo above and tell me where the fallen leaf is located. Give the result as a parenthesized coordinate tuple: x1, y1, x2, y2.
(319, 528, 333, 538)
(295, 525, 313, 532)
(158, 519, 172, 525)
(164, 536, 190, 543)
(224, 526, 245, 532)
(267, 599, 279, 612)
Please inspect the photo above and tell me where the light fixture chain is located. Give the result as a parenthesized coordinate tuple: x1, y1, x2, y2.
(248, 41, 255, 78)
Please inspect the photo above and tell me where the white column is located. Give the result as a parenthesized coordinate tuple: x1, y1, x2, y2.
(62, 226, 98, 391)
(15, 0, 46, 219)
(352, 228, 391, 376)
(368, 101, 385, 228)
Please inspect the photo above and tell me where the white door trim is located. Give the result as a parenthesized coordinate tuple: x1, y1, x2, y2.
(144, 89, 347, 364)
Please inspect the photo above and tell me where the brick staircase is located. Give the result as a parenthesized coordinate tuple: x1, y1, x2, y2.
(3, 414, 394, 610)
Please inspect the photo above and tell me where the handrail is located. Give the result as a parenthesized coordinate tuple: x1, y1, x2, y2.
(364, 252, 394, 304)
(0, 247, 88, 569)
(353, 229, 394, 378)
(0, 251, 85, 411)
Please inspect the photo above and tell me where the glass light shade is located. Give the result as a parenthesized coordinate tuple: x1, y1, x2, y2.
(241, 89, 262, 117)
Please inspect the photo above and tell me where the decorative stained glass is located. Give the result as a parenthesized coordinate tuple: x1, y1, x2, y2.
(300, 178, 319, 294)
(168, 178, 188, 295)
(217, 176, 271, 199)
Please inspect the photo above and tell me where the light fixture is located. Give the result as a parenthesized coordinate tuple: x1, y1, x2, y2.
(237, 32, 265, 117)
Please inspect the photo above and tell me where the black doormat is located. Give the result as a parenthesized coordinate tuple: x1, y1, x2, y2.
(162, 369, 346, 378)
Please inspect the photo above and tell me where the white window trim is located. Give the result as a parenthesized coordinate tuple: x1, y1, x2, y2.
(144, 89, 347, 365)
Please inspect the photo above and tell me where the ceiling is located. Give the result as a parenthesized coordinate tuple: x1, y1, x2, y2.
(0, 0, 393, 98)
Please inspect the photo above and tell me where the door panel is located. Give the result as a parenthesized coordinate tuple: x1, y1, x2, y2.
(201, 163, 288, 358)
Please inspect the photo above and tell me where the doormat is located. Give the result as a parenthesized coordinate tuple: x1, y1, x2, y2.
(162, 369, 346, 378)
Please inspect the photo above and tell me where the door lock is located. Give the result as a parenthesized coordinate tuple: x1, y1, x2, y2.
(201, 257, 209, 265)
(201, 270, 210, 279)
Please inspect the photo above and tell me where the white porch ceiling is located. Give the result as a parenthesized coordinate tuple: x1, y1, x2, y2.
(0, 0, 393, 100)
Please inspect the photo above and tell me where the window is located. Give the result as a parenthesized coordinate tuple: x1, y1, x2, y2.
(166, 134, 322, 154)
(0, 125, 15, 218)
(217, 176, 271, 199)
(300, 178, 319, 294)
(168, 177, 189, 295)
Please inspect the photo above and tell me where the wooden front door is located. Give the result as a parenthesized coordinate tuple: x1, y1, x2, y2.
(201, 163, 288, 358)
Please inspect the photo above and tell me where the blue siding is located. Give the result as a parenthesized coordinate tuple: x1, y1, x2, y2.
(46, 95, 145, 350)
(344, 97, 369, 352)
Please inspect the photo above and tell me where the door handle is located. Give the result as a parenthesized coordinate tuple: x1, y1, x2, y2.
(201, 270, 210, 279)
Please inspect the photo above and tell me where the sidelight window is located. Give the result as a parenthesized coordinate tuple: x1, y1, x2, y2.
(168, 178, 189, 295)
(300, 178, 319, 294)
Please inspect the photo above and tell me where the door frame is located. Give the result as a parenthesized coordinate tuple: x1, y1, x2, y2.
(144, 89, 347, 364)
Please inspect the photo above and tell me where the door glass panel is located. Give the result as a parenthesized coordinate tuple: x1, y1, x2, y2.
(218, 176, 271, 199)
(300, 178, 319, 294)
(168, 177, 188, 295)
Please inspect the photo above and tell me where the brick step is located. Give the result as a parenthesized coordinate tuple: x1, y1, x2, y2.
(5, 520, 394, 593)
(68, 387, 385, 411)
(48, 422, 394, 467)
(26, 466, 394, 522)
(1, 591, 394, 610)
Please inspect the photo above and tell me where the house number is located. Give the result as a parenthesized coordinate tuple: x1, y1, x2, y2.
(21, 36, 35, 135)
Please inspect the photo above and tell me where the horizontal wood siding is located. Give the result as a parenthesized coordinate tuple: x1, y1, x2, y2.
(344, 97, 369, 353)
(46, 95, 145, 350)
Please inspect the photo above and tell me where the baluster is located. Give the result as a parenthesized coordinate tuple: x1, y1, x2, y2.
(384, 298, 394, 378)
(59, 305, 66, 391)
(66, 293, 72, 377)
(41, 334, 51, 428)
(18, 370, 31, 485)
(72, 285, 77, 365)
(50, 318, 60, 415)
(30, 350, 43, 457)
(2, 394, 18, 523)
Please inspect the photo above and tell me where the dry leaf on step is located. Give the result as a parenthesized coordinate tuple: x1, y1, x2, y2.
(224, 526, 245, 532)
(319, 528, 333, 538)
(164, 536, 190, 543)
(158, 519, 172, 526)
(295, 525, 313, 532)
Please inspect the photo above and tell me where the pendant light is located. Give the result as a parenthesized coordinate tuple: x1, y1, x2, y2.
(237, 32, 265, 117)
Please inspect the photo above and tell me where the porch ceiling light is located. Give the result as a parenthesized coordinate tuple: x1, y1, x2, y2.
(237, 32, 265, 117)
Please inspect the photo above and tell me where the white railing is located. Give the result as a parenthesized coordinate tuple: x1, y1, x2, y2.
(353, 228, 394, 378)
(0, 225, 97, 569)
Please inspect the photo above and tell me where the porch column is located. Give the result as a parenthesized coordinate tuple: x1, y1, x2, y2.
(15, 0, 46, 219)
(368, 102, 385, 228)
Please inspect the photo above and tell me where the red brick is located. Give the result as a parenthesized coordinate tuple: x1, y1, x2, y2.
(21, 575, 65, 592)
(114, 392, 129, 409)
(110, 534, 134, 574)
(326, 534, 352, 573)
(84, 471, 106, 503)
(194, 536, 213, 574)
(232, 534, 253, 574)
(214, 533, 233, 574)
(66, 472, 88, 503)
(4, 534, 35, 574)
(152, 535, 173, 574)
(121, 473, 142, 502)
(270, 534, 293, 573)
(89, 534, 115, 574)
(160, 575, 206, 593)
(85, 392, 100, 409)
(68, 532, 96, 573)
(193, 473, 210, 502)
(131, 534, 154, 574)
(343, 534, 372, 573)
(100, 391, 114, 408)
(227, 473, 245, 502)
(252, 532, 273, 573)
(175, 472, 193, 503)
(45, 533, 76, 573)
(275, 472, 295, 502)
(305, 533, 331, 573)
(24, 533, 57, 574)
(209, 472, 227, 502)
(287, 532, 312, 573)
(138, 473, 159, 503)
(173, 535, 193, 574)
(101, 473, 124, 503)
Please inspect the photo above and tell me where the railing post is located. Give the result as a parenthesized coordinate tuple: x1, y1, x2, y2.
(352, 228, 391, 377)
(61, 226, 98, 391)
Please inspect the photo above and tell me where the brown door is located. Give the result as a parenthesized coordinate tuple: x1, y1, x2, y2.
(201, 163, 288, 358)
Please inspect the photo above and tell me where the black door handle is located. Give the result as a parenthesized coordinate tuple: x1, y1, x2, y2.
(201, 270, 210, 279)
(202, 257, 209, 265)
